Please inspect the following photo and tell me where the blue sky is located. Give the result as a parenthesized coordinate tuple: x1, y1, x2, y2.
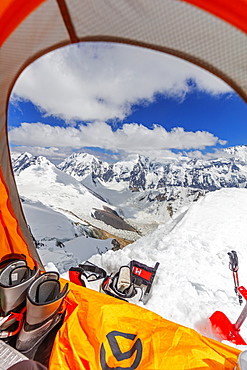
(7, 42, 247, 164)
(125, 91, 247, 148)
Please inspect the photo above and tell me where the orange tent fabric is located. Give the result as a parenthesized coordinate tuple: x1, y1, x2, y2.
(0, 0, 246, 368)
(1, 0, 247, 48)
(1, 0, 247, 268)
(49, 280, 240, 370)
(0, 0, 47, 46)
(184, 0, 247, 34)
(0, 168, 36, 268)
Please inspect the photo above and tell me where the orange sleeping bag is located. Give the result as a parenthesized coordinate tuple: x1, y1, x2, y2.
(49, 280, 240, 370)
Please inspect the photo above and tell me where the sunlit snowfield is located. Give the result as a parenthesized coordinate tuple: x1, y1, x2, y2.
(22, 185, 247, 351)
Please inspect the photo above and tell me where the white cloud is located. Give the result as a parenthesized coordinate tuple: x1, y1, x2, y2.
(9, 121, 224, 157)
(10, 145, 70, 163)
(11, 43, 232, 123)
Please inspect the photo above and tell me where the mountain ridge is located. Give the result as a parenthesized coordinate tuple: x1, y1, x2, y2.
(11, 144, 247, 241)
(11, 152, 142, 242)
(57, 145, 247, 192)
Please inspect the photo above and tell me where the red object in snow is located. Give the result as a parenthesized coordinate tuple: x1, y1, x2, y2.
(210, 286, 247, 345)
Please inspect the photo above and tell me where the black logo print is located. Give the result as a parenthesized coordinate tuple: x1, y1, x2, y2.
(100, 330, 143, 370)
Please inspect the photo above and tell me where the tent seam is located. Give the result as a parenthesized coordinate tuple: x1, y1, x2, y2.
(56, 0, 79, 43)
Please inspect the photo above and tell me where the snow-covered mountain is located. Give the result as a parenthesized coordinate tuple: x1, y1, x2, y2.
(12, 153, 139, 243)
(56, 145, 247, 231)
(12, 145, 247, 241)
(57, 152, 109, 180)
(58, 145, 247, 191)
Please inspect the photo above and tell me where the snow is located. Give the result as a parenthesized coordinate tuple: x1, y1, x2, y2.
(26, 187, 247, 351)
(12, 150, 247, 351)
(15, 156, 107, 218)
(22, 199, 76, 241)
(14, 154, 142, 241)
(64, 235, 112, 262)
(21, 198, 114, 272)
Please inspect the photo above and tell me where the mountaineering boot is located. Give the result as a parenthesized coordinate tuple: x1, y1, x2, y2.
(69, 261, 107, 291)
(0, 259, 39, 340)
(16, 271, 69, 363)
(101, 265, 138, 302)
(101, 260, 159, 304)
(0, 253, 27, 271)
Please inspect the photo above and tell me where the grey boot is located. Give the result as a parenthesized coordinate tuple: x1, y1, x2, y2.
(0, 260, 39, 339)
(16, 272, 69, 360)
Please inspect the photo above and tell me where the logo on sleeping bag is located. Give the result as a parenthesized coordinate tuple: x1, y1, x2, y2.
(100, 330, 142, 370)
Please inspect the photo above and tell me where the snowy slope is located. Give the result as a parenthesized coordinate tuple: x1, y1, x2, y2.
(13, 153, 138, 240)
(82, 175, 203, 231)
(82, 175, 172, 235)
(39, 234, 113, 274)
(22, 199, 76, 241)
(19, 180, 247, 349)
(21, 198, 114, 273)
(52, 187, 247, 348)
(14, 154, 107, 216)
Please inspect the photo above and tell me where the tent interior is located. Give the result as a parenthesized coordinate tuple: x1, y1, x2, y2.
(1, 0, 247, 369)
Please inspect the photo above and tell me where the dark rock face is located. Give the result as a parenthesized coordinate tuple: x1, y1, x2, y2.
(92, 206, 137, 231)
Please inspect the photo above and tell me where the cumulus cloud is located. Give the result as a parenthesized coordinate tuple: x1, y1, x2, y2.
(9, 145, 70, 164)
(9, 121, 224, 157)
(11, 43, 232, 123)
